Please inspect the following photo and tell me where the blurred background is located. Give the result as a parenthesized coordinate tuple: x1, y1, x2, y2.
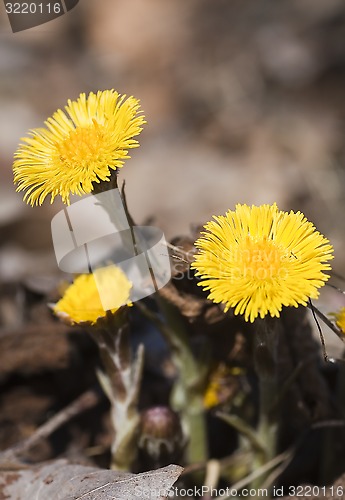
(1, 0, 345, 282)
(2, 0, 345, 481)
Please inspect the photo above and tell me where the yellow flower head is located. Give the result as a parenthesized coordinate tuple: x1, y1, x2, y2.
(332, 307, 345, 334)
(13, 90, 145, 206)
(192, 203, 333, 323)
(53, 266, 132, 325)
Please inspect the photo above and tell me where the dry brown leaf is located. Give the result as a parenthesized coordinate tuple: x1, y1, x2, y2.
(0, 459, 183, 500)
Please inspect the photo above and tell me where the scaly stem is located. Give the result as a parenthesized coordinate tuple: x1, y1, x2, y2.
(251, 318, 280, 496)
(136, 298, 209, 464)
(89, 310, 144, 471)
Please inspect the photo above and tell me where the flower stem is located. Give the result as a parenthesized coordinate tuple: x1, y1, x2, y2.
(89, 311, 144, 471)
(251, 318, 280, 494)
(136, 298, 209, 464)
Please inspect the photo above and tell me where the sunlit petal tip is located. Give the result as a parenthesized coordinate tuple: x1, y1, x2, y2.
(330, 308, 345, 335)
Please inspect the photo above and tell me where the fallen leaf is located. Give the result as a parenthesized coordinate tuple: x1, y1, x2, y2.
(0, 459, 183, 500)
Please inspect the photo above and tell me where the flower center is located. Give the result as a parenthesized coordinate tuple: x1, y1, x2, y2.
(55, 123, 107, 169)
(236, 236, 288, 282)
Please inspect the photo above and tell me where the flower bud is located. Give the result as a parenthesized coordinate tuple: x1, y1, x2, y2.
(138, 406, 184, 465)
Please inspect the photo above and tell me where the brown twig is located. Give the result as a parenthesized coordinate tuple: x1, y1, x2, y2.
(0, 388, 100, 466)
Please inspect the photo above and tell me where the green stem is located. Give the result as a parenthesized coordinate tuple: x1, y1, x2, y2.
(251, 319, 280, 495)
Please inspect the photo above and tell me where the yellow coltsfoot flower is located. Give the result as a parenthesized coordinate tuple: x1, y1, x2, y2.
(192, 203, 334, 323)
(54, 266, 132, 325)
(13, 90, 145, 206)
